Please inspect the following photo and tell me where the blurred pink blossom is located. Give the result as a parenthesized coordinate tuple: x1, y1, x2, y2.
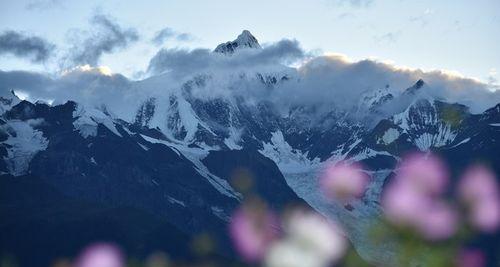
(229, 205, 278, 262)
(74, 243, 124, 267)
(415, 201, 458, 240)
(383, 181, 458, 240)
(382, 180, 432, 225)
(320, 161, 369, 202)
(458, 165, 500, 232)
(456, 249, 485, 267)
(382, 153, 457, 239)
(397, 153, 449, 195)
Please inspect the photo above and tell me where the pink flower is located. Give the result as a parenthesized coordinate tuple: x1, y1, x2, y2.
(414, 201, 458, 240)
(74, 243, 124, 267)
(383, 181, 458, 240)
(320, 161, 369, 202)
(456, 249, 485, 267)
(229, 205, 278, 262)
(471, 197, 500, 233)
(397, 153, 449, 195)
(458, 165, 500, 232)
(382, 180, 433, 225)
(382, 153, 457, 240)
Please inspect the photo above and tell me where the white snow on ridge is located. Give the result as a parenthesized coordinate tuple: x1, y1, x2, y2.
(1, 119, 49, 176)
(451, 137, 471, 148)
(137, 143, 149, 151)
(168, 196, 186, 207)
(259, 131, 320, 174)
(167, 94, 203, 142)
(73, 105, 122, 138)
(391, 101, 457, 151)
(224, 126, 243, 150)
(211, 206, 230, 221)
(140, 134, 242, 200)
(414, 124, 456, 151)
(145, 93, 216, 144)
(378, 128, 399, 145)
(0, 91, 21, 115)
(349, 148, 394, 162)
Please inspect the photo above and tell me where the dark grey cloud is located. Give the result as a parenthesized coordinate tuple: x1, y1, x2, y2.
(151, 27, 194, 46)
(147, 39, 305, 75)
(0, 68, 131, 107)
(0, 70, 53, 92)
(0, 31, 55, 63)
(66, 14, 139, 66)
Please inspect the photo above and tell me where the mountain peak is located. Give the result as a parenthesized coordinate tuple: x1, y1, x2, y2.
(214, 30, 261, 54)
(415, 79, 425, 88)
(0, 90, 21, 114)
(404, 79, 426, 95)
(360, 86, 394, 113)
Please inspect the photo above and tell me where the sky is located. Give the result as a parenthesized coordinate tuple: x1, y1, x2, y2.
(0, 0, 499, 86)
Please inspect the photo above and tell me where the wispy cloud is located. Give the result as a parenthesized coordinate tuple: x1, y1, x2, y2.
(374, 31, 401, 44)
(65, 13, 139, 67)
(1, 36, 498, 119)
(409, 8, 434, 27)
(151, 27, 195, 46)
(332, 0, 374, 8)
(335, 12, 356, 20)
(0, 31, 55, 63)
(25, 0, 63, 10)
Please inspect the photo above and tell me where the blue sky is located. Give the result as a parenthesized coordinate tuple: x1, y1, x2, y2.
(0, 0, 499, 85)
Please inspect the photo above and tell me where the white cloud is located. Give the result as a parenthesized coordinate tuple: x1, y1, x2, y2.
(1, 38, 499, 126)
(147, 39, 306, 76)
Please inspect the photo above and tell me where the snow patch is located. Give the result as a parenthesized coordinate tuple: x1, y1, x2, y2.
(1, 119, 49, 176)
(378, 128, 399, 145)
(224, 126, 243, 150)
(211, 206, 230, 221)
(73, 105, 123, 138)
(414, 124, 456, 151)
(451, 137, 471, 148)
(0, 90, 21, 115)
(140, 134, 241, 200)
(349, 148, 394, 162)
(137, 142, 149, 151)
(168, 197, 186, 207)
(259, 131, 320, 174)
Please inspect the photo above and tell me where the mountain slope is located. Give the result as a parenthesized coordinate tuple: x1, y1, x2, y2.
(1, 31, 500, 266)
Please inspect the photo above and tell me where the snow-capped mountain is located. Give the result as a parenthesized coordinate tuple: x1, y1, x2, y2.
(1, 31, 500, 266)
(214, 30, 262, 54)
